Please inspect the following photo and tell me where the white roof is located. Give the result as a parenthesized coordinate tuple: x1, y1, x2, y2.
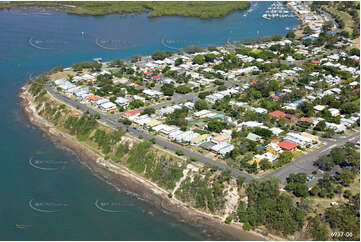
(314, 105, 326, 111)
(219, 145, 234, 156)
(115, 97, 130, 105)
(269, 127, 284, 135)
(143, 89, 162, 96)
(211, 142, 230, 152)
(100, 102, 116, 109)
(242, 121, 264, 128)
(193, 110, 212, 117)
(54, 78, 67, 85)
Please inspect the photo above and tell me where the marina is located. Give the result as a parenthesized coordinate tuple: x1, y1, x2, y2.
(262, 1, 295, 20)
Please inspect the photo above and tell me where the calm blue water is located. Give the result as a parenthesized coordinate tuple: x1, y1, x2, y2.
(0, 2, 300, 240)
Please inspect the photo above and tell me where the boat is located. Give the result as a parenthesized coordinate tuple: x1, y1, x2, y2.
(262, 14, 271, 20)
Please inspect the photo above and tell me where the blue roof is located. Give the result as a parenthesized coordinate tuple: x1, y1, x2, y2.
(301, 36, 315, 40)
(275, 93, 281, 96)
(327, 31, 336, 34)
(294, 100, 303, 104)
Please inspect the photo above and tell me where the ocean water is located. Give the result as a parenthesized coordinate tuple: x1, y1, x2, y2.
(0, 2, 300, 240)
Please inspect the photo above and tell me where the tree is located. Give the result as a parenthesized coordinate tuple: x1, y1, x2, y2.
(204, 53, 216, 62)
(286, 31, 296, 39)
(109, 59, 125, 67)
(254, 127, 273, 138)
(340, 102, 359, 114)
(338, 169, 354, 186)
(152, 50, 172, 60)
(286, 173, 309, 197)
(185, 45, 204, 54)
(303, 26, 313, 35)
(241, 179, 304, 235)
(343, 190, 352, 199)
(175, 85, 192, 94)
(120, 119, 131, 125)
(274, 151, 293, 167)
(271, 34, 281, 41)
(208, 45, 217, 51)
(193, 55, 205, 65)
(243, 222, 252, 231)
(287, 173, 307, 184)
(349, 48, 360, 56)
(129, 99, 144, 108)
(314, 120, 326, 131)
(161, 83, 174, 96)
(175, 58, 183, 66)
(308, 217, 329, 241)
(141, 108, 155, 115)
(207, 119, 225, 133)
(225, 216, 232, 224)
(175, 149, 184, 156)
(198, 91, 210, 99)
(237, 176, 246, 187)
(322, 21, 333, 32)
(260, 159, 272, 170)
(195, 99, 209, 110)
(131, 54, 142, 63)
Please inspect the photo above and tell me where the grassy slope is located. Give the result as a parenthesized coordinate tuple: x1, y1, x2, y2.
(0, 1, 250, 19)
(322, 2, 360, 49)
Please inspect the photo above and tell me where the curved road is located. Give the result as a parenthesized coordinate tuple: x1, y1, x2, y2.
(44, 81, 359, 184)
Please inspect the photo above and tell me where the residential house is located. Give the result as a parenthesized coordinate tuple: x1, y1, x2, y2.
(269, 110, 286, 119)
(328, 108, 340, 117)
(212, 134, 231, 144)
(278, 140, 298, 151)
(246, 133, 261, 142)
(284, 132, 313, 148)
(122, 109, 140, 119)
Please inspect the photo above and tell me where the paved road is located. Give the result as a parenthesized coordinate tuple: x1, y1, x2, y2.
(44, 81, 359, 184)
(44, 82, 254, 180)
(137, 79, 239, 112)
(262, 132, 360, 184)
(126, 126, 255, 180)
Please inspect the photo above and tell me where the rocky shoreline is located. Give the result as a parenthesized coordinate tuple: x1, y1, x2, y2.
(19, 83, 278, 241)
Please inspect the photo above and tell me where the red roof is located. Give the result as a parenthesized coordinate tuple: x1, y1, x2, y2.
(355, 59, 360, 63)
(269, 110, 286, 118)
(353, 88, 360, 93)
(152, 74, 162, 79)
(252, 80, 256, 85)
(311, 60, 320, 64)
(87, 95, 100, 101)
(278, 140, 298, 151)
(122, 110, 140, 118)
(144, 71, 153, 75)
(271, 139, 280, 144)
(300, 117, 315, 122)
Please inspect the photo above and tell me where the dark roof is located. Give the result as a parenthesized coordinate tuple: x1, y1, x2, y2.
(199, 141, 216, 150)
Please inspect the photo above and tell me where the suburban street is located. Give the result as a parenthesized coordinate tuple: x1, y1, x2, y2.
(44, 81, 359, 185)
(262, 132, 360, 184)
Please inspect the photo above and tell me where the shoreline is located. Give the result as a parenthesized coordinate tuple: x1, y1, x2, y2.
(19, 83, 276, 241)
(0, 2, 251, 20)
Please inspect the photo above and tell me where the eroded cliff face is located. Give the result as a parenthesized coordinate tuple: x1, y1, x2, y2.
(22, 79, 241, 220)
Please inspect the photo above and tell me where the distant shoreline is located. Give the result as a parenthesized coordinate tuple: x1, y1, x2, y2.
(0, 2, 251, 19)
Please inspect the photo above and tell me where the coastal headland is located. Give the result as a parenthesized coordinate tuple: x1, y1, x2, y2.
(13, 1, 360, 240)
(20, 75, 271, 241)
